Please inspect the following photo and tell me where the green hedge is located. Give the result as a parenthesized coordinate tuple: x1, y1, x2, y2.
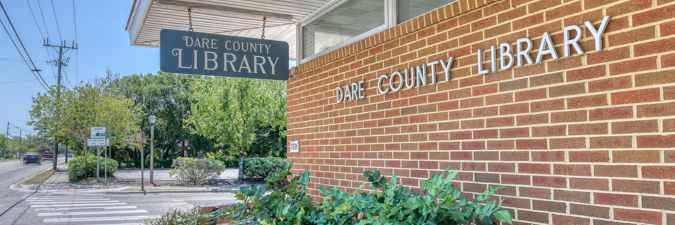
(214, 158, 239, 168)
(118, 159, 173, 169)
(244, 157, 287, 180)
(67, 156, 118, 182)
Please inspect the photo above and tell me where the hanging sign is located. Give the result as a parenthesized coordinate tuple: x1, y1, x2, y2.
(160, 29, 289, 80)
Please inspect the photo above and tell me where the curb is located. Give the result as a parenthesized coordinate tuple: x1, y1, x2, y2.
(9, 166, 57, 191)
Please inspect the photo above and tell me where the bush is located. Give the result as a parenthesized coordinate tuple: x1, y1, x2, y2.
(207, 162, 512, 225)
(169, 157, 226, 185)
(67, 156, 118, 182)
(146, 206, 208, 225)
(243, 157, 287, 180)
(214, 158, 239, 168)
(118, 159, 173, 169)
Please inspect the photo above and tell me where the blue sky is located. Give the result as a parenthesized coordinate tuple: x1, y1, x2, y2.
(0, 1, 292, 139)
(0, 0, 157, 138)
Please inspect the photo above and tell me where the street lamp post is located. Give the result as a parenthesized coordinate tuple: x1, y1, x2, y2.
(148, 115, 156, 183)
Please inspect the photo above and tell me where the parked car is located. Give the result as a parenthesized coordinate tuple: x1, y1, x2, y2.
(42, 152, 54, 162)
(23, 152, 41, 165)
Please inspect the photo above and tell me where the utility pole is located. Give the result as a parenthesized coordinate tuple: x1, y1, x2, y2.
(3, 122, 8, 159)
(45, 39, 77, 170)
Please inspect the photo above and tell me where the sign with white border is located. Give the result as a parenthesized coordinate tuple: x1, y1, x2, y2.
(90, 127, 106, 139)
(289, 140, 299, 153)
(87, 138, 109, 147)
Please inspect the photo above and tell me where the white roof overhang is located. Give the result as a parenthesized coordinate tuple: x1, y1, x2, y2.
(126, 0, 335, 60)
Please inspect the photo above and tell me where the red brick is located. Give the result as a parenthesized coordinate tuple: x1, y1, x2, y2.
(663, 20, 675, 36)
(666, 86, 675, 100)
(499, 103, 529, 115)
(614, 208, 662, 225)
(550, 137, 586, 149)
(569, 150, 609, 162)
(637, 135, 675, 148)
(613, 150, 660, 163)
(589, 106, 633, 121)
(531, 125, 565, 137)
(518, 209, 549, 224)
(586, 47, 630, 65)
(567, 94, 607, 109)
(532, 200, 566, 213)
(632, 3, 675, 26)
(516, 139, 547, 150)
(609, 57, 658, 75)
(488, 163, 515, 172)
(594, 193, 638, 207)
(634, 37, 675, 57)
(595, 165, 638, 178)
(666, 182, 675, 195)
(613, 179, 660, 194)
(530, 99, 564, 113)
(532, 176, 567, 188)
(516, 113, 548, 125)
(551, 110, 587, 123)
(608, 26, 656, 47)
(607, 0, 652, 15)
(612, 120, 658, 134)
(569, 123, 608, 135)
(642, 166, 675, 179)
(590, 136, 632, 148)
(570, 204, 610, 219)
(554, 190, 590, 203)
(488, 140, 514, 150)
(520, 186, 551, 199)
(566, 65, 606, 81)
(518, 163, 551, 174)
(611, 88, 661, 105)
(570, 178, 608, 191)
(554, 164, 591, 176)
(500, 127, 529, 138)
(637, 102, 675, 117)
(501, 174, 530, 185)
(588, 76, 632, 93)
(485, 117, 514, 127)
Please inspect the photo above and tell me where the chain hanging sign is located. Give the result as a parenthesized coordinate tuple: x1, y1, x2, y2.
(160, 29, 289, 80)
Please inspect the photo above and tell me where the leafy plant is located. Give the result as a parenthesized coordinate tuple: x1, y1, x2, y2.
(244, 157, 287, 180)
(169, 157, 226, 185)
(67, 156, 118, 182)
(146, 206, 209, 225)
(207, 162, 512, 225)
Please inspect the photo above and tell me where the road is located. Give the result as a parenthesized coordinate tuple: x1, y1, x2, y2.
(0, 158, 243, 224)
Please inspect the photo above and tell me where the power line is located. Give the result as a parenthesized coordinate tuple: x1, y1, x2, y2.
(36, 0, 51, 40)
(0, 57, 48, 64)
(49, 0, 62, 41)
(0, 76, 56, 85)
(25, 0, 45, 39)
(0, 1, 49, 90)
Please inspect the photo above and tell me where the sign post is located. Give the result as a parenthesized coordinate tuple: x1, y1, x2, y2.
(90, 127, 106, 181)
(159, 29, 289, 80)
(87, 138, 108, 182)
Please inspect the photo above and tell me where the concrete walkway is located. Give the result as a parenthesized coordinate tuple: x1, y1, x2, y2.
(115, 168, 240, 181)
(12, 165, 256, 194)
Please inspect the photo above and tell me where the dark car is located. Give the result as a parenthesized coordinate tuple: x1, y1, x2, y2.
(23, 152, 41, 165)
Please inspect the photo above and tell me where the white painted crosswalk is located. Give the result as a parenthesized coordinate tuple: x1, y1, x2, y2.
(27, 195, 158, 224)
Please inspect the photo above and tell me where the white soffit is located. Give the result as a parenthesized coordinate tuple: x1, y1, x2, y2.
(126, 0, 333, 60)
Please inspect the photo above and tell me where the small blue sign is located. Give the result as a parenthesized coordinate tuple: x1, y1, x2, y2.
(160, 29, 289, 80)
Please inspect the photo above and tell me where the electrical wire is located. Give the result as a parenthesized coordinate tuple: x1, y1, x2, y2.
(49, 0, 62, 41)
(0, 17, 47, 90)
(26, 0, 44, 39)
(36, 0, 51, 40)
(0, 76, 56, 85)
(0, 1, 49, 89)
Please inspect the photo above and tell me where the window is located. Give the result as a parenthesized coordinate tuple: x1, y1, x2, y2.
(299, 0, 458, 64)
(397, 0, 455, 24)
(302, 0, 386, 59)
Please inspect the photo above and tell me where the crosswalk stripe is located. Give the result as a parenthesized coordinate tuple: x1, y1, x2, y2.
(27, 199, 111, 202)
(93, 223, 144, 225)
(32, 203, 128, 207)
(35, 206, 137, 211)
(28, 196, 104, 199)
(39, 210, 148, 216)
(29, 200, 119, 204)
(43, 215, 159, 223)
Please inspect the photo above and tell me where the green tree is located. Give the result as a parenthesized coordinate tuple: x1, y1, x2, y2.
(187, 77, 286, 180)
(29, 82, 139, 159)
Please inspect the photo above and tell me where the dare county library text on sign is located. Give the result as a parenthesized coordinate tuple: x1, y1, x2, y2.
(160, 29, 289, 80)
(336, 16, 612, 103)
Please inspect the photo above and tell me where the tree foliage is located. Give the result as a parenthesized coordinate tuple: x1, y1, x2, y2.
(186, 77, 286, 180)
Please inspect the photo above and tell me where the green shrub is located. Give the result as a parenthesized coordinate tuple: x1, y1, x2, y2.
(243, 157, 287, 180)
(67, 156, 118, 182)
(207, 162, 512, 225)
(215, 158, 239, 168)
(146, 206, 208, 225)
(169, 157, 226, 185)
(118, 159, 173, 169)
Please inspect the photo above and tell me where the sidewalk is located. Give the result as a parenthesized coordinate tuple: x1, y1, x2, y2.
(13, 164, 258, 194)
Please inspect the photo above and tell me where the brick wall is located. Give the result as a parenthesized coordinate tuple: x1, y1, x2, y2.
(286, 0, 675, 224)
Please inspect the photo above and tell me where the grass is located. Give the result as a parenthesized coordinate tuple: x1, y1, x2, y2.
(0, 158, 18, 161)
(24, 170, 55, 185)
